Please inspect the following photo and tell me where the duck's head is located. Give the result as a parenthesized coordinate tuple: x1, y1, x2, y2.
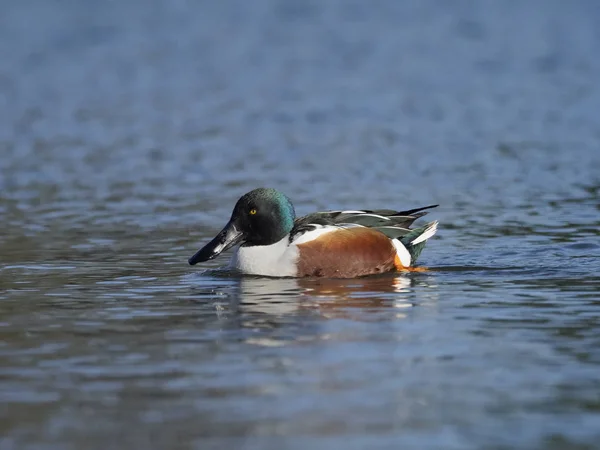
(188, 188, 296, 265)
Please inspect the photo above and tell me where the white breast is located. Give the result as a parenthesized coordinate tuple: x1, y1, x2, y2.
(230, 236, 298, 277)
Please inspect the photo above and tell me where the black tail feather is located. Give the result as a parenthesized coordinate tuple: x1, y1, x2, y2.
(396, 204, 439, 217)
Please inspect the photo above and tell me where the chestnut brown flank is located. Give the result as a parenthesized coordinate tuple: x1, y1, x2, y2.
(296, 227, 397, 278)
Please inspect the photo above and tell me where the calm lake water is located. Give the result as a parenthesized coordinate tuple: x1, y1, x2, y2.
(1, 0, 599, 449)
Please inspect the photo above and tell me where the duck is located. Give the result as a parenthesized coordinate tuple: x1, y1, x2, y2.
(188, 188, 439, 278)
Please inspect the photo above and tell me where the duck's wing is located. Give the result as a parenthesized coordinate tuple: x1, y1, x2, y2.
(290, 204, 438, 241)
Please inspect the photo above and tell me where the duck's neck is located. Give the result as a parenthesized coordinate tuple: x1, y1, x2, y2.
(243, 223, 293, 247)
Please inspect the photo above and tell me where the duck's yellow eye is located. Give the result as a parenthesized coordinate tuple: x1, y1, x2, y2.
(249, 208, 257, 215)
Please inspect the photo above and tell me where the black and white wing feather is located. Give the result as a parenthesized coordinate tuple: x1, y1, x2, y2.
(290, 204, 438, 242)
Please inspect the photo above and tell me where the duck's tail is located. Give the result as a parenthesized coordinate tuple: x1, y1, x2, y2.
(392, 220, 439, 268)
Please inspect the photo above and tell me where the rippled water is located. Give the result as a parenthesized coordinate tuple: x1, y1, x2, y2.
(1, 0, 599, 448)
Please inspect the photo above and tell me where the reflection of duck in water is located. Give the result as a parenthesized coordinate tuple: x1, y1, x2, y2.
(228, 275, 431, 318)
(189, 188, 439, 278)
(187, 275, 439, 339)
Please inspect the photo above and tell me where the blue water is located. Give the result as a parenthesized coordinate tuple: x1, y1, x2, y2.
(1, 1, 599, 449)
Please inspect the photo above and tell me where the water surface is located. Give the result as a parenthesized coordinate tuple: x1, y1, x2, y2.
(1, 0, 599, 449)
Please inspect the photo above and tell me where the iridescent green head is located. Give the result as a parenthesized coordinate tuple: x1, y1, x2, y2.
(188, 188, 296, 265)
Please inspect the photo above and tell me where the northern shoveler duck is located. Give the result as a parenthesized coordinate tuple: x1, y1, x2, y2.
(188, 188, 439, 278)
